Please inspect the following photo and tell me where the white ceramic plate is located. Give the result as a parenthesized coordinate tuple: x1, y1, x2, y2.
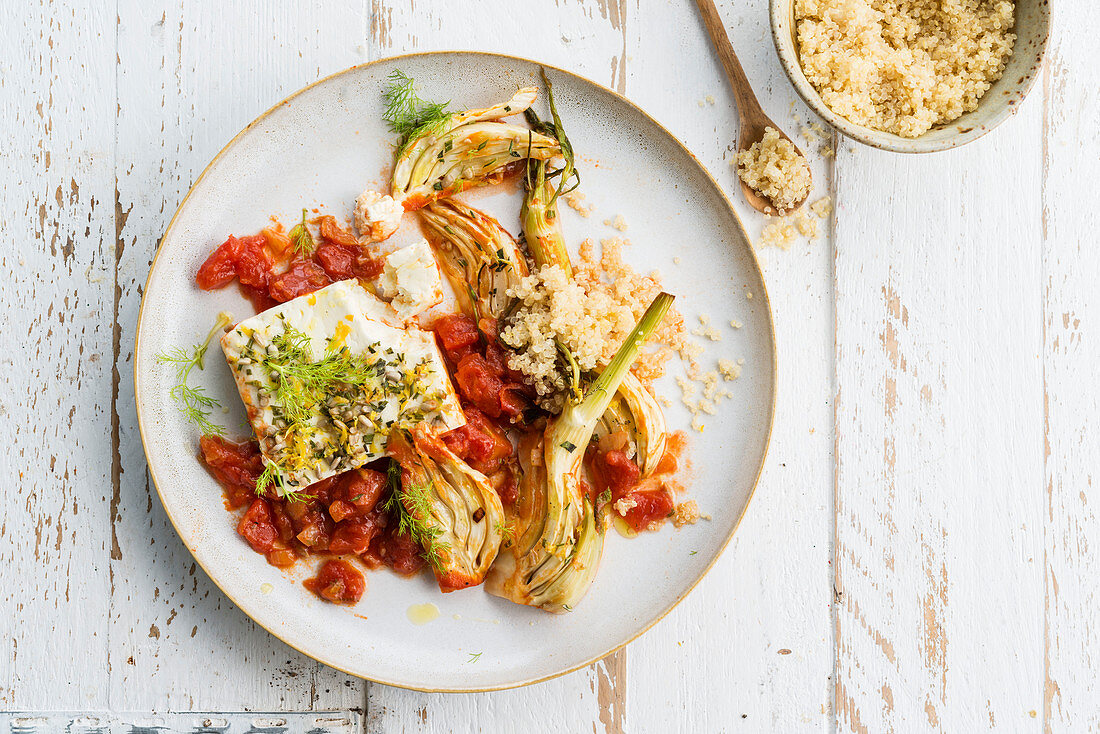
(135, 51, 775, 691)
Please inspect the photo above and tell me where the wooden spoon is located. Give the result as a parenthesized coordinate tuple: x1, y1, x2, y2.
(694, 0, 810, 216)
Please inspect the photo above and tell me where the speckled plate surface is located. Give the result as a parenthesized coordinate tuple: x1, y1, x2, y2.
(134, 51, 775, 691)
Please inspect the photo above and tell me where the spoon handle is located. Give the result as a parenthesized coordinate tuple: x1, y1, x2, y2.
(693, 0, 766, 126)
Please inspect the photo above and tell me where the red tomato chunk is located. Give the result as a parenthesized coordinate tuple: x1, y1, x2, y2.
(237, 498, 278, 554)
(194, 218, 381, 309)
(268, 260, 331, 302)
(304, 559, 365, 604)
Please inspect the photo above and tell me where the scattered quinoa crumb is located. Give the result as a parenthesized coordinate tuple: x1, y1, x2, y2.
(736, 127, 812, 214)
(795, 0, 1016, 137)
(730, 320, 743, 329)
(745, 290, 753, 300)
(718, 358, 742, 381)
(614, 495, 639, 516)
(673, 256, 681, 265)
(672, 500, 701, 528)
(758, 217, 798, 250)
(705, 95, 716, 105)
(603, 214, 628, 232)
(565, 192, 594, 217)
(811, 196, 833, 218)
(794, 210, 819, 239)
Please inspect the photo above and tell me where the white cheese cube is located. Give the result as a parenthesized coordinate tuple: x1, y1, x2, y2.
(376, 239, 445, 324)
(354, 190, 403, 242)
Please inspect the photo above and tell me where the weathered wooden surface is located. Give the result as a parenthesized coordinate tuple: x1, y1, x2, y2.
(0, 0, 1094, 731)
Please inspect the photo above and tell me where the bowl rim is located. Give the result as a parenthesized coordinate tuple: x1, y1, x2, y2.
(133, 49, 779, 692)
(769, 0, 1051, 153)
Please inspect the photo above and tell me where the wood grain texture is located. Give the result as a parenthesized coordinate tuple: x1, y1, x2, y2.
(833, 98, 1046, 729)
(1041, 0, 1100, 729)
(0, 0, 116, 710)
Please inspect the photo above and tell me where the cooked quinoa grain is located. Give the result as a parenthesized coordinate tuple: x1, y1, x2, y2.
(795, 0, 1016, 137)
(736, 127, 812, 214)
(501, 238, 687, 409)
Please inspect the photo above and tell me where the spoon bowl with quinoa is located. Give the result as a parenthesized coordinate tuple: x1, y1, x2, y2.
(770, 0, 1050, 152)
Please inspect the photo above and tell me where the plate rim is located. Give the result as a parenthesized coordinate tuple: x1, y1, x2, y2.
(133, 49, 777, 692)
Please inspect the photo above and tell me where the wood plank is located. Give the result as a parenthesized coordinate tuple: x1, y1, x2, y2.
(1041, 0, 1100, 728)
(0, 1, 117, 710)
(108, 0, 367, 710)
(624, 1, 837, 730)
(833, 98, 1046, 728)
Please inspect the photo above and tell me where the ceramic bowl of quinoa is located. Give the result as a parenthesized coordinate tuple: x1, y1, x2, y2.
(771, 0, 1050, 152)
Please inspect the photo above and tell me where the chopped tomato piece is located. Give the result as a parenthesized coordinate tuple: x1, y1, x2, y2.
(372, 518, 426, 576)
(237, 499, 278, 553)
(343, 467, 387, 512)
(315, 242, 357, 280)
(328, 500, 355, 523)
(483, 341, 509, 375)
(329, 517, 380, 555)
(266, 548, 297, 568)
(443, 407, 513, 475)
(268, 260, 332, 302)
(434, 313, 480, 358)
(234, 234, 272, 288)
(317, 215, 359, 248)
(490, 467, 518, 506)
(603, 450, 642, 498)
(455, 353, 505, 418)
(618, 488, 676, 532)
(304, 559, 365, 604)
(199, 435, 263, 492)
(196, 235, 243, 289)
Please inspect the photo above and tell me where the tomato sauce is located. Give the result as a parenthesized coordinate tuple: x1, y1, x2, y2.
(588, 431, 689, 532)
(195, 217, 381, 309)
(304, 560, 366, 604)
(198, 438, 436, 601)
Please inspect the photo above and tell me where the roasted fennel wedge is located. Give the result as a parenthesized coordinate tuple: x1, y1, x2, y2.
(391, 85, 560, 210)
(487, 293, 675, 612)
(387, 425, 505, 592)
(519, 107, 667, 479)
(419, 199, 529, 321)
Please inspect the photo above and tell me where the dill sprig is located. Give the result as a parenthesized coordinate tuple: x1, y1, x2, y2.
(287, 208, 315, 256)
(260, 320, 394, 427)
(255, 461, 309, 503)
(157, 312, 233, 435)
(383, 70, 452, 154)
(467, 651, 483, 664)
(383, 458, 450, 572)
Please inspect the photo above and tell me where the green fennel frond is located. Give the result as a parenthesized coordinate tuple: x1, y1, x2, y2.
(255, 461, 309, 503)
(384, 457, 451, 572)
(157, 312, 233, 434)
(383, 70, 452, 153)
(287, 208, 315, 255)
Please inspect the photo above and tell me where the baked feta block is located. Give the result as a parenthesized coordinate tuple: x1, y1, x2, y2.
(376, 239, 445, 324)
(220, 279, 464, 492)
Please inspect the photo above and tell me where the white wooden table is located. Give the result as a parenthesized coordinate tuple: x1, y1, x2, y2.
(1, 0, 1095, 731)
